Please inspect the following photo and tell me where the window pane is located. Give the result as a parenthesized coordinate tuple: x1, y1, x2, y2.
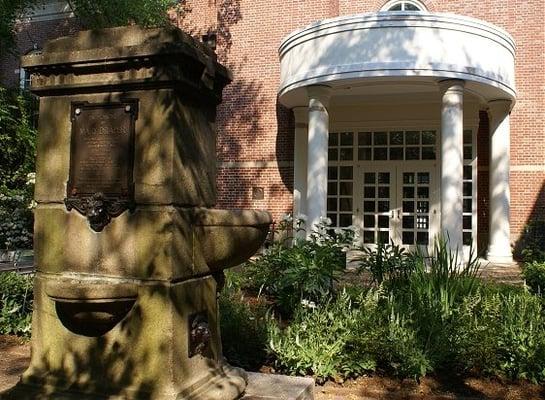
(403, 231, 414, 245)
(339, 214, 352, 227)
(417, 173, 430, 184)
(463, 199, 472, 213)
(390, 147, 403, 160)
(463, 216, 472, 230)
(422, 130, 436, 144)
(403, 201, 414, 213)
(378, 186, 390, 198)
(463, 182, 472, 197)
(416, 215, 428, 229)
(378, 231, 389, 244)
(389, 4, 402, 10)
(358, 148, 372, 160)
(403, 173, 415, 184)
(340, 132, 354, 145)
(339, 182, 353, 195)
(340, 198, 353, 212)
(328, 214, 337, 227)
(464, 145, 472, 160)
(374, 147, 387, 160)
(374, 131, 387, 145)
(403, 186, 415, 198)
(463, 130, 472, 144)
(364, 215, 375, 228)
(417, 201, 429, 213)
(364, 173, 375, 184)
(328, 132, 338, 146)
(327, 198, 337, 211)
(364, 201, 375, 212)
(390, 131, 404, 145)
(416, 232, 429, 245)
(328, 148, 338, 161)
(422, 146, 436, 160)
(406, 131, 420, 144)
(327, 182, 337, 195)
(328, 167, 337, 180)
(417, 187, 429, 199)
(406, 147, 420, 160)
(378, 173, 390, 184)
(340, 148, 353, 161)
(463, 165, 472, 180)
(340, 166, 353, 179)
(463, 232, 472, 245)
(358, 132, 372, 146)
(403, 216, 414, 229)
(378, 201, 389, 212)
(378, 215, 389, 228)
(364, 186, 376, 198)
(364, 230, 375, 243)
(405, 3, 420, 10)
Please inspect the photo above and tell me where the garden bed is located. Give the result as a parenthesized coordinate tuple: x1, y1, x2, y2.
(1, 335, 543, 399)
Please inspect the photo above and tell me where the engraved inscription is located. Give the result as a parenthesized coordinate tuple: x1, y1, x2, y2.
(65, 101, 137, 231)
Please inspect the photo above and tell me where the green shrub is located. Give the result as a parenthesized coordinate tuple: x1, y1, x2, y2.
(356, 241, 417, 284)
(0, 87, 36, 250)
(522, 261, 545, 295)
(453, 289, 545, 382)
(219, 272, 269, 370)
(267, 289, 376, 382)
(0, 272, 33, 336)
(243, 217, 355, 316)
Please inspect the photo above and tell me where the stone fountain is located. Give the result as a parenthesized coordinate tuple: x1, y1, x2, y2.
(2, 26, 272, 399)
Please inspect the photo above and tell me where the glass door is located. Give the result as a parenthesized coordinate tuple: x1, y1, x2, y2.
(360, 167, 397, 246)
(357, 165, 437, 252)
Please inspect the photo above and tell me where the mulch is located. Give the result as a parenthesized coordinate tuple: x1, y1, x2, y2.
(2, 335, 543, 399)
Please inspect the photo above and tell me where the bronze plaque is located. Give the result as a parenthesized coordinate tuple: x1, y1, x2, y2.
(65, 100, 138, 231)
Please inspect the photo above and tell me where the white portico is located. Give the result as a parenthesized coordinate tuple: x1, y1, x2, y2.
(278, 12, 516, 261)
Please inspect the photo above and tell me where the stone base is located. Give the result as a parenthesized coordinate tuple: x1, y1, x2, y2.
(241, 373, 314, 400)
(0, 365, 246, 400)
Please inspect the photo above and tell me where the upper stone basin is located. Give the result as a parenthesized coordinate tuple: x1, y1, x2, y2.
(191, 208, 272, 272)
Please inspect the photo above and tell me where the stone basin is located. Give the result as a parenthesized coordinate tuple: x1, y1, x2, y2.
(45, 279, 138, 337)
(190, 208, 272, 272)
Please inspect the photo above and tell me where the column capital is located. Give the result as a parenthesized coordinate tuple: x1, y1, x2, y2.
(293, 106, 309, 126)
(438, 79, 465, 95)
(307, 85, 332, 108)
(488, 99, 513, 118)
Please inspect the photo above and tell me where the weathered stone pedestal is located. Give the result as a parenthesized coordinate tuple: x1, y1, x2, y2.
(1, 26, 272, 400)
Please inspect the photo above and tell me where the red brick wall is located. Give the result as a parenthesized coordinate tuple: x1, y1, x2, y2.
(197, 0, 545, 240)
(0, 18, 80, 88)
(2, 1, 543, 243)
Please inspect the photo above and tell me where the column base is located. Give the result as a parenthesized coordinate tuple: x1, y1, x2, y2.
(486, 249, 514, 264)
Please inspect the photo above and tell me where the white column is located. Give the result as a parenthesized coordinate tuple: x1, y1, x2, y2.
(487, 100, 513, 263)
(440, 79, 465, 260)
(293, 107, 308, 219)
(306, 86, 331, 233)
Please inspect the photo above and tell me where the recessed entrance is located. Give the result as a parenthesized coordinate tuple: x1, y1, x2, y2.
(326, 128, 475, 252)
(357, 164, 438, 252)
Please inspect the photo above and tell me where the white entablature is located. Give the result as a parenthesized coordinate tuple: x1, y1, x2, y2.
(278, 12, 516, 107)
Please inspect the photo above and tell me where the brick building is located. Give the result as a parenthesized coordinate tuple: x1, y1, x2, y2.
(2, 0, 544, 262)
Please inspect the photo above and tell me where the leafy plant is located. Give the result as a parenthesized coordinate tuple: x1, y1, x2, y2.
(243, 217, 356, 316)
(0, 272, 33, 336)
(522, 261, 545, 295)
(356, 241, 418, 284)
(0, 88, 36, 250)
(219, 272, 269, 370)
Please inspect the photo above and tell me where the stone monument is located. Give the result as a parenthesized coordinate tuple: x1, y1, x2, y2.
(2, 25, 272, 399)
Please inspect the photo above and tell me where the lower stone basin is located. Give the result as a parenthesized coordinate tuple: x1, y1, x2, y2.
(45, 280, 137, 337)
